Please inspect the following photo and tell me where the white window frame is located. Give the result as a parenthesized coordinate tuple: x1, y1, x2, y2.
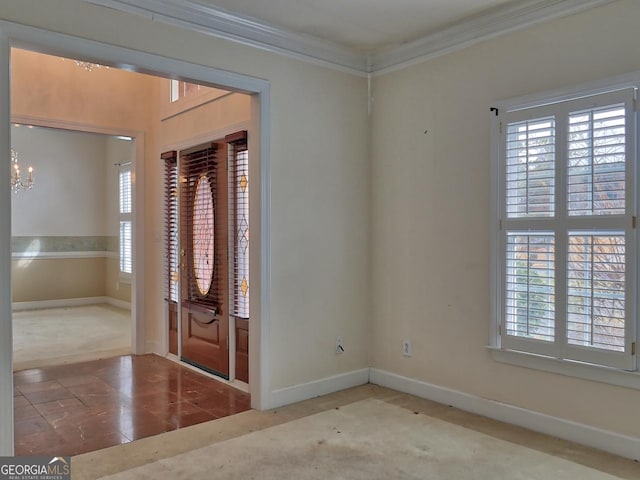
(119, 165, 133, 280)
(490, 74, 640, 385)
(160, 79, 231, 120)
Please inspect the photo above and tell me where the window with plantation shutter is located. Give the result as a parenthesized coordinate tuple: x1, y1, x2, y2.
(494, 88, 637, 371)
(119, 167, 133, 276)
(227, 131, 249, 319)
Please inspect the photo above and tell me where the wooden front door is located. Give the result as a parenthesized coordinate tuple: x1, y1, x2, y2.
(179, 143, 229, 378)
(164, 131, 249, 382)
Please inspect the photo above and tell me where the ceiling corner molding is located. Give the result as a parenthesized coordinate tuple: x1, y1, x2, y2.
(370, 0, 618, 75)
(84, 0, 617, 77)
(84, 0, 368, 75)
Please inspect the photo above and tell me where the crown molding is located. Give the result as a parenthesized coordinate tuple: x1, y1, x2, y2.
(85, 0, 368, 76)
(370, 0, 618, 75)
(84, 0, 618, 76)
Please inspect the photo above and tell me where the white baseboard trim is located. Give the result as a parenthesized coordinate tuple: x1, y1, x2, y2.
(12, 296, 131, 311)
(104, 297, 132, 310)
(369, 368, 640, 461)
(11, 251, 111, 260)
(270, 368, 370, 409)
(145, 341, 162, 355)
(12, 296, 107, 311)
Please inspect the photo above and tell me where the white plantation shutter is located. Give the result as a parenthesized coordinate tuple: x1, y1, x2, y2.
(498, 89, 636, 370)
(119, 167, 133, 275)
(568, 105, 626, 216)
(119, 170, 132, 214)
(119, 221, 132, 273)
(505, 233, 555, 342)
(506, 117, 555, 218)
(567, 233, 625, 352)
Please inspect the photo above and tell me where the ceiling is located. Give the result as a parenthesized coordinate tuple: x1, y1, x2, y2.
(86, 0, 615, 73)
(194, 0, 515, 52)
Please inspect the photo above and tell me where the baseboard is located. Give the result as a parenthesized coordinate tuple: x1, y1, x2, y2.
(12, 296, 108, 311)
(12, 296, 131, 311)
(145, 341, 162, 356)
(104, 297, 132, 310)
(369, 368, 640, 461)
(270, 368, 370, 409)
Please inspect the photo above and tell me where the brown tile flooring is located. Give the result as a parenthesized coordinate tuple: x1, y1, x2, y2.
(13, 354, 251, 457)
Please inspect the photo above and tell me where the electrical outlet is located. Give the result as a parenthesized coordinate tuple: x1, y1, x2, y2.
(402, 340, 412, 357)
(336, 336, 345, 354)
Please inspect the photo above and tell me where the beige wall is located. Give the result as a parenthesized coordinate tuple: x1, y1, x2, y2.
(11, 48, 154, 133)
(371, 0, 640, 438)
(159, 85, 250, 147)
(12, 257, 105, 302)
(2, 0, 371, 392)
(105, 257, 131, 303)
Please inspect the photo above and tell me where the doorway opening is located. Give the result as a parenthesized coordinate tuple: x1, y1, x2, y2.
(10, 124, 136, 370)
(164, 131, 250, 384)
(0, 23, 270, 456)
(0, 22, 271, 455)
(9, 47, 253, 384)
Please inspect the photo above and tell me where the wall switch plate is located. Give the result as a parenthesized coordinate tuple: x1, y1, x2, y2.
(336, 336, 345, 354)
(402, 340, 412, 357)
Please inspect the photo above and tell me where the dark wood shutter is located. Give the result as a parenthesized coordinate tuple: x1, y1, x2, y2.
(180, 143, 222, 310)
(162, 150, 179, 355)
(226, 131, 249, 319)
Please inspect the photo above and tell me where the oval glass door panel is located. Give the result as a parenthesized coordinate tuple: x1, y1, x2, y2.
(193, 174, 215, 295)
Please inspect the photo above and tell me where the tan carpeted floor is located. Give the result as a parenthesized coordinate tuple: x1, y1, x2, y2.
(13, 304, 131, 371)
(72, 385, 640, 480)
(97, 398, 622, 480)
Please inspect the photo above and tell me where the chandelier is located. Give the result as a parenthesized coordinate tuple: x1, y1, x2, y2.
(74, 60, 105, 72)
(10, 148, 34, 194)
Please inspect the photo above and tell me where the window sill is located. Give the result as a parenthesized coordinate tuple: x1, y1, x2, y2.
(487, 346, 640, 391)
(119, 274, 132, 285)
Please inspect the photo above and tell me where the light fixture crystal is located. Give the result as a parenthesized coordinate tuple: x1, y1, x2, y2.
(74, 60, 103, 72)
(10, 148, 35, 194)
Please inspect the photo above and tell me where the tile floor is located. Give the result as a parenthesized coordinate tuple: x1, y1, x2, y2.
(13, 354, 251, 457)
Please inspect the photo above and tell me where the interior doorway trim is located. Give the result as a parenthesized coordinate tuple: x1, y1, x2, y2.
(0, 20, 272, 455)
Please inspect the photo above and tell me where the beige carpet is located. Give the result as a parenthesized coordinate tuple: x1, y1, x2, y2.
(97, 398, 621, 480)
(13, 304, 131, 371)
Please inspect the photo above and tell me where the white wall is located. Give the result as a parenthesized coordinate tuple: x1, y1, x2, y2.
(1, 0, 371, 394)
(11, 126, 107, 236)
(371, 0, 640, 438)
